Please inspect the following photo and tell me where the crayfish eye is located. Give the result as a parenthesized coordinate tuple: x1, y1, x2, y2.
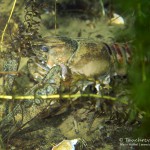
(41, 45, 49, 52)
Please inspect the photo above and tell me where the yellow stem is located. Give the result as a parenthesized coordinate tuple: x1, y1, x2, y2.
(54, 0, 57, 35)
(0, 94, 117, 101)
(0, 0, 17, 52)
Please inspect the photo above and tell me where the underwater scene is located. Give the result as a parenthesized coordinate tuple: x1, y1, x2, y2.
(0, 0, 150, 149)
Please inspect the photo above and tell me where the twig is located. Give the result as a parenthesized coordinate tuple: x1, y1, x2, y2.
(0, 71, 20, 75)
(0, 0, 17, 52)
